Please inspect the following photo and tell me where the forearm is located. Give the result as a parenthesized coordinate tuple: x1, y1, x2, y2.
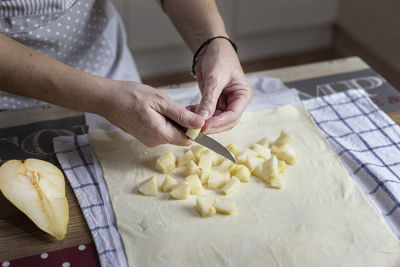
(0, 34, 110, 114)
(162, 0, 228, 52)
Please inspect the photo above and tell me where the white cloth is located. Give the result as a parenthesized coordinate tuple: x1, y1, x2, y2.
(303, 89, 400, 238)
(54, 134, 128, 267)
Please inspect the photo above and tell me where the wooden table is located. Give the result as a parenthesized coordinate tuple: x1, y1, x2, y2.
(1, 57, 399, 262)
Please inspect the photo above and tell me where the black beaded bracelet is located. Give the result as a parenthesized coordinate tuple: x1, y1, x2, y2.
(160, 0, 165, 11)
(191, 36, 238, 78)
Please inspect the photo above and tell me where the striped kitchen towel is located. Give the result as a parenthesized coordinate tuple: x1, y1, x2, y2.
(303, 89, 400, 238)
(54, 135, 128, 267)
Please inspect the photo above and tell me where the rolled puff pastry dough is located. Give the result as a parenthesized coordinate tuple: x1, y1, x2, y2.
(90, 105, 400, 267)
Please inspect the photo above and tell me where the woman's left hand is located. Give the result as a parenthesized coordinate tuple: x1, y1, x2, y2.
(188, 38, 253, 134)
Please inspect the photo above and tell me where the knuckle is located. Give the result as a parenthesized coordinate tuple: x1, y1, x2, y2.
(202, 95, 215, 107)
(205, 74, 218, 88)
(175, 109, 186, 124)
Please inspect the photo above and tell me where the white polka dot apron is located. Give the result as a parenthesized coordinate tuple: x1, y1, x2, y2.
(0, 0, 140, 110)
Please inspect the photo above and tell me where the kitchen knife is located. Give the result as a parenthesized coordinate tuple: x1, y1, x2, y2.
(170, 119, 236, 162)
(190, 132, 236, 163)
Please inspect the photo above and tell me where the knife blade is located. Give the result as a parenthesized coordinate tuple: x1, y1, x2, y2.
(167, 118, 236, 163)
(192, 132, 236, 163)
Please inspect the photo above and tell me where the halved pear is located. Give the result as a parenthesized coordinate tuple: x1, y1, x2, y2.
(0, 159, 69, 240)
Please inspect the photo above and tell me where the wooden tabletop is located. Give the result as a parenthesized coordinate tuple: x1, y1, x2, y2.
(0, 57, 399, 262)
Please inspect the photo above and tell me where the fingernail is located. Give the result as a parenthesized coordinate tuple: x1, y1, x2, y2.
(199, 110, 209, 119)
(190, 116, 203, 128)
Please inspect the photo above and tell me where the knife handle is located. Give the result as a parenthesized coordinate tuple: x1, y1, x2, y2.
(166, 118, 188, 133)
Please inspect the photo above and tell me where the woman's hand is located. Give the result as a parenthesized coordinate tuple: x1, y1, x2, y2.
(190, 38, 253, 134)
(100, 81, 205, 147)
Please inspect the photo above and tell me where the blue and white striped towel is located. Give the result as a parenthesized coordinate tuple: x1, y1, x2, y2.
(304, 89, 400, 238)
(54, 135, 128, 267)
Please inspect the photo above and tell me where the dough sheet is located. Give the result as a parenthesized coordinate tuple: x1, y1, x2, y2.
(90, 106, 400, 267)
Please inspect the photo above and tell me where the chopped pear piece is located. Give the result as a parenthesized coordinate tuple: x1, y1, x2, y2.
(252, 144, 271, 160)
(214, 199, 236, 214)
(191, 145, 209, 163)
(222, 170, 231, 183)
(161, 175, 178, 192)
(207, 170, 227, 189)
(186, 174, 204, 195)
(270, 145, 280, 154)
(237, 149, 258, 164)
(278, 160, 287, 174)
(186, 128, 201, 140)
(138, 176, 159, 196)
(170, 182, 190, 200)
(199, 167, 211, 184)
(184, 160, 201, 176)
(257, 137, 270, 148)
(216, 159, 234, 173)
(177, 150, 195, 167)
(198, 149, 215, 169)
(268, 175, 283, 189)
(215, 159, 233, 183)
(212, 154, 225, 166)
(195, 197, 216, 218)
(253, 164, 264, 179)
(221, 176, 240, 195)
(156, 152, 176, 174)
(244, 156, 265, 172)
(229, 164, 251, 182)
(275, 146, 297, 165)
(0, 159, 69, 241)
(226, 144, 240, 158)
(253, 155, 278, 181)
(272, 130, 294, 148)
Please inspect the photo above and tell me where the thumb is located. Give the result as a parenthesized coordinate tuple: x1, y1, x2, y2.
(197, 76, 223, 119)
(160, 98, 204, 129)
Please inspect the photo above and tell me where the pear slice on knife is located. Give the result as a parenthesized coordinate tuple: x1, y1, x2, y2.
(0, 159, 69, 240)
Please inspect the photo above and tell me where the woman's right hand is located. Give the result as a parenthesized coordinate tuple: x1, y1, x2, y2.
(99, 80, 205, 147)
